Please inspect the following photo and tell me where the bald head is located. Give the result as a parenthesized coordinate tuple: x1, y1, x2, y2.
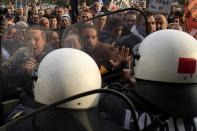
(39, 17, 50, 28)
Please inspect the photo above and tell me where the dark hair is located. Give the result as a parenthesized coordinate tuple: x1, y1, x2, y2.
(105, 17, 123, 30)
(0, 8, 8, 15)
(79, 24, 97, 34)
(125, 11, 138, 16)
(174, 10, 184, 17)
(124, 11, 138, 21)
(79, 9, 92, 16)
(50, 15, 57, 19)
(136, 10, 154, 25)
(58, 7, 64, 10)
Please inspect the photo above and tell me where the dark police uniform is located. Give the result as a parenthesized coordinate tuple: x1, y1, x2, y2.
(99, 83, 197, 131)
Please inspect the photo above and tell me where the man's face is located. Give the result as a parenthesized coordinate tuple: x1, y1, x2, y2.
(40, 5, 44, 10)
(45, 9, 51, 15)
(64, 8, 69, 15)
(124, 14, 136, 29)
(98, 16, 106, 26)
(41, 19, 50, 28)
(79, 12, 92, 24)
(19, 8, 24, 14)
(111, 26, 122, 39)
(8, 21, 13, 27)
(155, 14, 168, 30)
(58, 8, 64, 18)
(60, 18, 71, 29)
(26, 30, 46, 56)
(82, 28, 98, 50)
(17, 29, 27, 41)
(49, 32, 60, 49)
(27, 3, 31, 7)
(138, 16, 156, 34)
(32, 15, 39, 24)
(22, 16, 27, 22)
(31, 2, 36, 7)
(94, 16, 106, 30)
(50, 18, 57, 29)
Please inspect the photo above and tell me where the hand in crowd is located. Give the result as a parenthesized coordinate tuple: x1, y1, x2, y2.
(110, 46, 136, 87)
(24, 58, 37, 72)
(109, 46, 132, 69)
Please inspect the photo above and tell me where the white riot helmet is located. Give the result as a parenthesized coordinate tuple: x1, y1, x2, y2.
(34, 48, 101, 109)
(134, 30, 197, 118)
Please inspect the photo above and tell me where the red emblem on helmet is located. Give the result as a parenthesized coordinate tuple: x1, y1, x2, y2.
(178, 58, 196, 74)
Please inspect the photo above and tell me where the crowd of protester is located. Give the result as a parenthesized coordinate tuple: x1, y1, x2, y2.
(0, 0, 193, 130)
(1, 0, 187, 104)
(1, 0, 186, 64)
